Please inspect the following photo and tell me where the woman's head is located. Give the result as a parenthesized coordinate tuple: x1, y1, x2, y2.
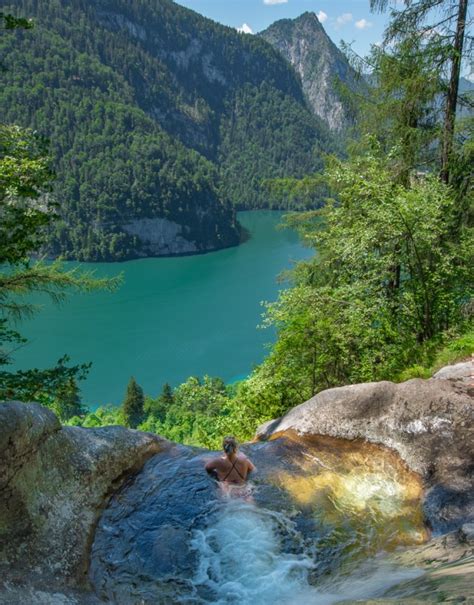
(223, 435, 238, 456)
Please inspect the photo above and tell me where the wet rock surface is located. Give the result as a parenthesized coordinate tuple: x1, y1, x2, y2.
(0, 402, 170, 591)
(90, 434, 426, 604)
(257, 366, 474, 533)
(320, 521, 474, 604)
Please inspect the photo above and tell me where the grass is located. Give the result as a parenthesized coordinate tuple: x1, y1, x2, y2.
(396, 329, 473, 382)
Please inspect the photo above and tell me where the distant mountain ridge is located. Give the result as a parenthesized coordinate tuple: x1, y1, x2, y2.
(260, 12, 361, 132)
(1, 1, 335, 261)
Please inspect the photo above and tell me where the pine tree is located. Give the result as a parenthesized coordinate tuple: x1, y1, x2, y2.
(122, 377, 145, 428)
(370, 0, 472, 183)
(159, 383, 174, 407)
(55, 378, 84, 421)
(144, 382, 174, 422)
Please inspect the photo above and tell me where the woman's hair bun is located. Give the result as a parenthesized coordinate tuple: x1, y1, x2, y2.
(223, 435, 238, 454)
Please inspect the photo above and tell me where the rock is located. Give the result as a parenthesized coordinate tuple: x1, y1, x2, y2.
(89, 434, 428, 603)
(460, 523, 474, 543)
(256, 372, 474, 533)
(123, 217, 200, 256)
(339, 529, 474, 604)
(0, 402, 171, 588)
(432, 360, 472, 383)
(391, 528, 474, 569)
(380, 555, 474, 604)
(260, 12, 363, 132)
(2, 367, 473, 603)
(0, 580, 102, 605)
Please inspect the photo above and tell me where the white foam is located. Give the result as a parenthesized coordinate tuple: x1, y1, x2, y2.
(187, 499, 422, 605)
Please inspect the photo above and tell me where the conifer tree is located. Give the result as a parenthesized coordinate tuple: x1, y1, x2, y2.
(370, 0, 472, 183)
(122, 377, 145, 428)
(144, 382, 174, 422)
(54, 378, 84, 421)
(159, 383, 174, 406)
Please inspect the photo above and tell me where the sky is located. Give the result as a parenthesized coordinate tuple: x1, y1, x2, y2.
(176, 0, 392, 58)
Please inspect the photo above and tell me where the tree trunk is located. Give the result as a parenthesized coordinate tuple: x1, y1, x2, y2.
(440, 0, 469, 184)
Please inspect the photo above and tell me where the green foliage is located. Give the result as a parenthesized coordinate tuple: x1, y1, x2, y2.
(396, 329, 473, 381)
(139, 376, 230, 447)
(218, 83, 332, 209)
(431, 330, 474, 370)
(0, 12, 33, 30)
(122, 377, 145, 429)
(53, 378, 85, 421)
(352, 35, 442, 184)
(0, 0, 331, 260)
(0, 122, 119, 405)
(74, 405, 126, 428)
(73, 375, 270, 448)
(0, 124, 54, 263)
(397, 365, 433, 381)
(370, 0, 471, 184)
(144, 382, 174, 422)
(244, 146, 473, 409)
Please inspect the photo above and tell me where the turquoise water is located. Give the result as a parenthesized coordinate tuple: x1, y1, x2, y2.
(12, 211, 312, 406)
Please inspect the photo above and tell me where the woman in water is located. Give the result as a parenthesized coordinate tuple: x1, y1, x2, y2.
(205, 436, 255, 487)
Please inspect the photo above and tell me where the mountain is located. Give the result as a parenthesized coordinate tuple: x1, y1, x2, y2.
(0, 0, 332, 261)
(458, 77, 474, 118)
(260, 12, 361, 132)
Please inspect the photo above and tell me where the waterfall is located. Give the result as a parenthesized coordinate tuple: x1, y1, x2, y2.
(185, 494, 422, 605)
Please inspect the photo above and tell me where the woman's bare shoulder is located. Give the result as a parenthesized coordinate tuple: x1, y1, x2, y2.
(205, 456, 225, 469)
(238, 453, 256, 470)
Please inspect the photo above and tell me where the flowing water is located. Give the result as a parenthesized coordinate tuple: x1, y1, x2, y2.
(187, 498, 421, 605)
(89, 434, 428, 604)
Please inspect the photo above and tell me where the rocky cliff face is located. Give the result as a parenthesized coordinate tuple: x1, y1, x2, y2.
(260, 12, 361, 132)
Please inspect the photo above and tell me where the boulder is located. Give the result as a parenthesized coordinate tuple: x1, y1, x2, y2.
(432, 360, 472, 383)
(0, 402, 171, 588)
(257, 371, 473, 532)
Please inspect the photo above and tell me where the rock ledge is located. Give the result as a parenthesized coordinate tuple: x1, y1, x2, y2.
(0, 402, 171, 585)
(257, 363, 473, 532)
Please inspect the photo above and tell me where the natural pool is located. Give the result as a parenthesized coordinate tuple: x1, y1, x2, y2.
(90, 433, 428, 604)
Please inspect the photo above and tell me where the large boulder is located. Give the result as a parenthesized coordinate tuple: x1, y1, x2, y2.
(432, 360, 472, 383)
(257, 364, 473, 532)
(0, 402, 171, 589)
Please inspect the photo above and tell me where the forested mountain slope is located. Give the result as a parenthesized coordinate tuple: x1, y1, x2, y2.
(0, 0, 332, 260)
(260, 12, 362, 132)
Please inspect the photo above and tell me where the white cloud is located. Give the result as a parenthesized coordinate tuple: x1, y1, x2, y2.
(355, 18, 373, 30)
(317, 11, 328, 24)
(237, 23, 254, 34)
(336, 13, 353, 27)
(263, 0, 288, 5)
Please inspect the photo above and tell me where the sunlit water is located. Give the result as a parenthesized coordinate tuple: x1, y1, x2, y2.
(186, 497, 422, 605)
(90, 435, 428, 604)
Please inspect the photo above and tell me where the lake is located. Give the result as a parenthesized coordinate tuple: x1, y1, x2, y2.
(12, 211, 312, 406)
